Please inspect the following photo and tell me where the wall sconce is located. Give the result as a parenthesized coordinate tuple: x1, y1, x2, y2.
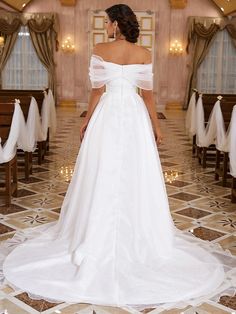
(169, 40, 183, 55)
(0, 35, 4, 54)
(61, 36, 75, 53)
(0, 35, 4, 48)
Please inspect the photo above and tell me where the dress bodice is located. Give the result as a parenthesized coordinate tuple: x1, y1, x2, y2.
(89, 54, 153, 93)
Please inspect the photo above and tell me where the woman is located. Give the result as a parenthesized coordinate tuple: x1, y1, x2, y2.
(1, 4, 233, 312)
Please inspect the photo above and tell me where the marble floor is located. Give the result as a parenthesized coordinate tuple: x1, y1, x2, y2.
(0, 106, 235, 314)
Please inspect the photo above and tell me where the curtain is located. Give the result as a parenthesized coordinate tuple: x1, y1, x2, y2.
(0, 10, 58, 99)
(184, 16, 236, 109)
(196, 29, 236, 94)
(2, 25, 48, 90)
(222, 29, 236, 93)
(0, 18, 21, 88)
(224, 19, 236, 49)
(28, 18, 57, 97)
(184, 21, 220, 109)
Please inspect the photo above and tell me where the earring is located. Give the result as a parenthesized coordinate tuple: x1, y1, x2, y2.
(113, 21, 118, 40)
(113, 26, 116, 39)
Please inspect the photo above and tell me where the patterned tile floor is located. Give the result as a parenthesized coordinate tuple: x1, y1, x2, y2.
(0, 106, 236, 314)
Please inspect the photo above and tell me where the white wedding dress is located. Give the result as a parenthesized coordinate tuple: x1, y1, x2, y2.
(0, 54, 235, 312)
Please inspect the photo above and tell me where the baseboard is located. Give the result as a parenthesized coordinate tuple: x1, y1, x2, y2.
(165, 102, 183, 110)
(59, 100, 77, 107)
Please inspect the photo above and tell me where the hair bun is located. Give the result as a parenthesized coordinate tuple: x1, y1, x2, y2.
(105, 4, 140, 43)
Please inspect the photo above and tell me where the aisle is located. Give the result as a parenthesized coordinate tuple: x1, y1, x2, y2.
(0, 106, 235, 314)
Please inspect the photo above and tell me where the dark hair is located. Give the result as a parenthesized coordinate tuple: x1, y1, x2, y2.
(105, 4, 139, 43)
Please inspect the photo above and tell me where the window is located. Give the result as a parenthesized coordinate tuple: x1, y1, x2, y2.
(197, 29, 236, 94)
(2, 26, 48, 90)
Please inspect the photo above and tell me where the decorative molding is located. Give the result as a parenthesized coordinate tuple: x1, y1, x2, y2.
(169, 0, 187, 9)
(140, 34, 153, 48)
(60, 0, 76, 6)
(140, 17, 153, 31)
(93, 16, 105, 30)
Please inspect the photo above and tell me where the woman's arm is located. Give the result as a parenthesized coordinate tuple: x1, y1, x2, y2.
(139, 48, 163, 144)
(84, 86, 105, 123)
(80, 86, 105, 142)
(85, 43, 106, 123)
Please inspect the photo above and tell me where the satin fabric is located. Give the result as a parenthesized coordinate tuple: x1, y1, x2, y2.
(1, 55, 234, 311)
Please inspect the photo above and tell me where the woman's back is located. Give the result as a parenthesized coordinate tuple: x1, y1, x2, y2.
(93, 40, 151, 66)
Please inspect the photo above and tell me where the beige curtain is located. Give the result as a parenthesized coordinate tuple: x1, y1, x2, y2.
(225, 22, 236, 48)
(0, 17, 21, 88)
(184, 16, 236, 109)
(27, 18, 58, 97)
(0, 10, 59, 99)
(184, 21, 220, 109)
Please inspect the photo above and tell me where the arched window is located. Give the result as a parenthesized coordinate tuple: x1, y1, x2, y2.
(197, 29, 236, 94)
(2, 25, 48, 90)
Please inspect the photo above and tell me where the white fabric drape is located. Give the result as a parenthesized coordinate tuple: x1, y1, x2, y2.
(0, 100, 25, 163)
(213, 101, 227, 152)
(34, 89, 57, 142)
(0, 98, 42, 164)
(0, 90, 56, 163)
(185, 93, 236, 177)
(39, 92, 50, 141)
(185, 91, 197, 137)
(18, 97, 42, 151)
(195, 95, 219, 147)
(89, 54, 153, 90)
(2, 26, 48, 90)
(31, 89, 56, 142)
(47, 89, 57, 135)
(228, 106, 236, 177)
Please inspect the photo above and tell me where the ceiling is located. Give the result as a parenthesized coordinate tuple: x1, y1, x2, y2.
(0, 0, 32, 11)
(0, 0, 235, 14)
(211, 0, 236, 15)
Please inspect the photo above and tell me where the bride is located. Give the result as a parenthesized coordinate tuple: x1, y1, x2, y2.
(1, 4, 234, 312)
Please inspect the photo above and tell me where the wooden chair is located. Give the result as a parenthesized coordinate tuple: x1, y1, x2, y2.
(191, 91, 199, 156)
(196, 95, 236, 168)
(214, 101, 236, 186)
(196, 95, 217, 168)
(0, 94, 46, 166)
(0, 89, 50, 162)
(232, 178, 236, 203)
(0, 102, 18, 205)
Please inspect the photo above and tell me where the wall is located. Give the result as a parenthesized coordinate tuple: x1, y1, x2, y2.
(24, 0, 221, 108)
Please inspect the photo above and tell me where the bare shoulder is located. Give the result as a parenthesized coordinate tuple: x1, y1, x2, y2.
(93, 42, 111, 56)
(138, 46, 152, 64)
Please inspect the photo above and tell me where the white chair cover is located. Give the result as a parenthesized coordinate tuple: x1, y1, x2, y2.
(212, 100, 227, 152)
(187, 93, 235, 177)
(0, 93, 57, 163)
(39, 91, 50, 141)
(16, 97, 43, 153)
(196, 95, 219, 147)
(47, 89, 57, 135)
(0, 100, 25, 163)
(185, 91, 196, 137)
(228, 105, 236, 177)
(26, 97, 42, 151)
